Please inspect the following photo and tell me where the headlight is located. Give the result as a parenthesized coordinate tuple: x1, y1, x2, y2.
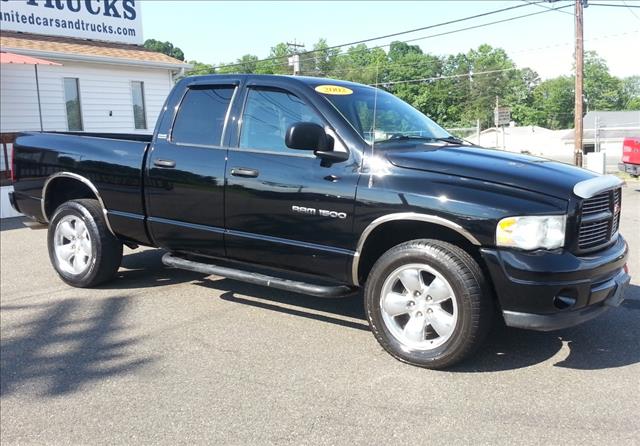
(496, 215, 566, 250)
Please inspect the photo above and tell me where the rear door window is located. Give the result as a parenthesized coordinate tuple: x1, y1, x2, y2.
(172, 86, 235, 147)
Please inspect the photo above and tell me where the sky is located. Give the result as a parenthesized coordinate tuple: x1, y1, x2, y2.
(141, 0, 640, 80)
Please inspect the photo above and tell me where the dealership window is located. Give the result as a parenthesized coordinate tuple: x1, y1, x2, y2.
(131, 81, 147, 130)
(63, 78, 83, 131)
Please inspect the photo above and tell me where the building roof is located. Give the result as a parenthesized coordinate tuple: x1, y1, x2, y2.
(583, 110, 640, 128)
(0, 31, 190, 70)
(562, 111, 640, 141)
(0, 51, 61, 65)
(479, 125, 555, 135)
(561, 128, 640, 141)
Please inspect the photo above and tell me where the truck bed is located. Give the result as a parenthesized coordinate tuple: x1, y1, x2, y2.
(12, 131, 151, 244)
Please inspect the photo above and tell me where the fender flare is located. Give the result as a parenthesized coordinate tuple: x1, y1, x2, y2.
(41, 172, 116, 236)
(351, 213, 481, 286)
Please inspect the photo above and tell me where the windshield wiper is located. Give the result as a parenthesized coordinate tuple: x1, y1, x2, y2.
(377, 135, 467, 145)
(430, 136, 468, 145)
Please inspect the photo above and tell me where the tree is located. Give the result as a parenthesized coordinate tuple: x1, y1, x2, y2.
(621, 76, 640, 110)
(444, 44, 525, 128)
(218, 54, 260, 74)
(252, 42, 296, 75)
(204, 40, 635, 130)
(529, 76, 575, 129)
(583, 51, 623, 111)
(186, 61, 215, 76)
(143, 39, 185, 61)
(302, 38, 340, 76)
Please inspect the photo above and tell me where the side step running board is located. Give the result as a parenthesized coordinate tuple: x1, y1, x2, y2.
(162, 253, 357, 298)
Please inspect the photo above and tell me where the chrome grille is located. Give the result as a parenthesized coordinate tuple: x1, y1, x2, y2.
(577, 188, 621, 251)
(611, 189, 621, 234)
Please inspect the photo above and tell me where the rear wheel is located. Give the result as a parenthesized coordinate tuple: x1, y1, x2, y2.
(365, 239, 492, 369)
(48, 199, 122, 288)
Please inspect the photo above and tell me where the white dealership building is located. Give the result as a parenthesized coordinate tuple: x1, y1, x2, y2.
(0, 0, 190, 218)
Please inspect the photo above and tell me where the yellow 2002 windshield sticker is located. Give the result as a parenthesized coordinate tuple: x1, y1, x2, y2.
(315, 85, 353, 95)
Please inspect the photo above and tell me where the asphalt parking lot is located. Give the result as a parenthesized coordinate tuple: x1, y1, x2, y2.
(1, 186, 639, 445)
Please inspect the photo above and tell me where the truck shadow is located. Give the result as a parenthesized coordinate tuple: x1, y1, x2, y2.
(196, 277, 369, 332)
(194, 274, 640, 372)
(457, 283, 640, 372)
(97, 249, 206, 289)
(0, 217, 46, 232)
(106, 249, 639, 372)
(0, 296, 155, 397)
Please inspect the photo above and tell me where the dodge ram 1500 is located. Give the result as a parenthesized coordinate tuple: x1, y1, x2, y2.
(10, 74, 630, 368)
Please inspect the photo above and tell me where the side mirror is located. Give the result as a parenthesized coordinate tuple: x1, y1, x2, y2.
(285, 122, 329, 151)
(285, 122, 349, 162)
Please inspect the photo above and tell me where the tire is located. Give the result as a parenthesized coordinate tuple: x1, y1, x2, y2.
(47, 199, 123, 288)
(364, 239, 492, 369)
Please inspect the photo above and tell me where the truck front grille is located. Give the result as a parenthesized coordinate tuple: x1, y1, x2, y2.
(577, 188, 621, 251)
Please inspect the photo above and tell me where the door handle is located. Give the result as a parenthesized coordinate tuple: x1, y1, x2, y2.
(153, 159, 176, 168)
(230, 167, 259, 178)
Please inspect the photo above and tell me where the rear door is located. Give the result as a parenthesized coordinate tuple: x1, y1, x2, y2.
(224, 82, 359, 282)
(145, 81, 238, 256)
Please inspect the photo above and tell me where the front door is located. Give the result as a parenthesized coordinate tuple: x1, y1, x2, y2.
(224, 84, 359, 283)
(145, 82, 237, 257)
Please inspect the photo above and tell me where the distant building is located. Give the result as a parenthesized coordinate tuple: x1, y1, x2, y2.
(467, 125, 567, 157)
(561, 111, 640, 163)
(0, 1, 191, 218)
(466, 111, 640, 171)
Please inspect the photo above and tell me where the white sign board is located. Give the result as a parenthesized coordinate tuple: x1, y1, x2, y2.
(0, 0, 143, 44)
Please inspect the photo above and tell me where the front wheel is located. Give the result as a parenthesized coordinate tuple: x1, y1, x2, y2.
(47, 199, 123, 288)
(365, 239, 492, 369)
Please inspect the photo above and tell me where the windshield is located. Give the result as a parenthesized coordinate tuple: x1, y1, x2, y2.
(318, 85, 452, 144)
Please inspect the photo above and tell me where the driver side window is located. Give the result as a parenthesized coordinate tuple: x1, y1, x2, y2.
(239, 88, 323, 153)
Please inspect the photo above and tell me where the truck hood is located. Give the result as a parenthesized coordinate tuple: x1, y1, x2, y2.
(384, 145, 596, 199)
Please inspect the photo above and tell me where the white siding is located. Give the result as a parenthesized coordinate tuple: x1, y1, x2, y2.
(0, 64, 42, 132)
(1, 59, 176, 218)
(1, 60, 173, 134)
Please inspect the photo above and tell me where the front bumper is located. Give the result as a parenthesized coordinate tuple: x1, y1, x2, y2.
(481, 235, 630, 331)
(619, 162, 639, 177)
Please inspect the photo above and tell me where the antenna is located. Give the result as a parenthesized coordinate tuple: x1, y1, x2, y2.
(368, 63, 380, 188)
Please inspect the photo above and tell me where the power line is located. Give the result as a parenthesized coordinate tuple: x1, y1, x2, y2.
(299, 29, 638, 78)
(394, 5, 573, 47)
(622, 0, 640, 20)
(212, 2, 546, 71)
(589, 2, 640, 7)
(520, 0, 575, 16)
(277, 3, 574, 73)
(370, 68, 520, 86)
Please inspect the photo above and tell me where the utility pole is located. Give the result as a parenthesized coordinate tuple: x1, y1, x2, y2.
(574, 0, 586, 167)
(594, 114, 600, 153)
(287, 40, 305, 75)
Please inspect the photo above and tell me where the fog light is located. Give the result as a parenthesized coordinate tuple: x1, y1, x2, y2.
(553, 294, 576, 310)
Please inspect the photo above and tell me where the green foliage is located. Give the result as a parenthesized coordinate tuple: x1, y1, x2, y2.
(186, 60, 216, 76)
(150, 35, 636, 130)
(583, 51, 624, 111)
(143, 39, 185, 61)
(620, 76, 640, 110)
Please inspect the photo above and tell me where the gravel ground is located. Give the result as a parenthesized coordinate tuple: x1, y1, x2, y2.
(1, 185, 639, 445)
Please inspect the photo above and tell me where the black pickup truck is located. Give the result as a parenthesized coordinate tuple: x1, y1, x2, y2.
(10, 74, 630, 368)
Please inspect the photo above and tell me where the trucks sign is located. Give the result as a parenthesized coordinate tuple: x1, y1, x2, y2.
(0, 0, 142, 45)
(494, 106, 511, 127)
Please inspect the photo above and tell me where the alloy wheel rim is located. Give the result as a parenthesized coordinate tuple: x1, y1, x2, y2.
(380, 263, 458, 350)
(54, 215, 93, 275)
